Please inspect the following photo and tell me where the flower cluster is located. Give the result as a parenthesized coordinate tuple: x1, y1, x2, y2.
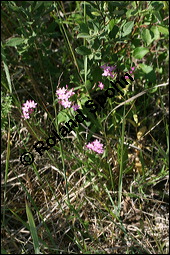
(98, 64, 117, 90)
(22, 100, 37, 120)
(100, 64, 117, 78)
(56, 85, 79, 110)
(86, 139, 104, 154)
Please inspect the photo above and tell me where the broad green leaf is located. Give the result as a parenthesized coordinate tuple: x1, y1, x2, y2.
(151, 26, 160, 40)
(26, 202, 40, 254)
(6, 37, 26, 47)
(133, 47, 149, 59)
(122, 21, 134, 36)
(79, 23, 89, 34)
(56, 111, 70, 125)
(141, 29, 152, 45)
(139, 64, 153, 74)
(157, 25, 169, 35)
(145, 70, 156, 83)
(75, 46, 91, 56)
(77, 33, 91, 39)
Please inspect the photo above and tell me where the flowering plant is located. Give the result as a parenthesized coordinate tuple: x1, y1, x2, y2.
(86, 139, 104, 154)
(56, 85, 80, 111)
(22, 100, 37, 120)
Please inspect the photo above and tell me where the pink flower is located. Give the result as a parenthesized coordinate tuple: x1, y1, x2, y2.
(100, 64, 116, 78)
(66, 89, 75, 98)
(22, 100, 37, 120)
(86, 139, 104, 154)
(56, 86, 75, 109)
(98, 82, 104, 90)
(72, 104, 80, 111)
(56, 87, 67, 95)
(59, 99, 72, 108)
(102, 68, 110, 77)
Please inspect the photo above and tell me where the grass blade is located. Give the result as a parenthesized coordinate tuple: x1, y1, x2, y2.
(1, 42, 12, 93)
(26, 201, 41, 254)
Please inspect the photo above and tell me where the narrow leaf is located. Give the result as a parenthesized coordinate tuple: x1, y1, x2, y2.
(1, 44, 12, 93)
(77, 33, 91, 39)
(26, 202, 40, 254)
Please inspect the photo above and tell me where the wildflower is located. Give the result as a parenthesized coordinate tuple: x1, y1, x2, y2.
(98, 82, 104, 90)
(72, 104, 80, 111)
(86, 139, 104, 154)
(100, 64, 116, 78)
(56, 86, 75, 109)
(59, 100, 72, 108)
(22, 100, 37, 120)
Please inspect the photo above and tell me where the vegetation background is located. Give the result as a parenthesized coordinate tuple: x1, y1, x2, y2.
(1, 1, 169, 254)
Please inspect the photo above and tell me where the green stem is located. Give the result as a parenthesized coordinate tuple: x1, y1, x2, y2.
(118, 105, 126, 214)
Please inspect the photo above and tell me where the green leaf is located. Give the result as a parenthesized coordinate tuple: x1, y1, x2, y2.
(109, 25, 119, 39)
(109, 19, 115, 31)
(91, 11, 100, 16)
(151, 26, 160, 40)
(6, 37, 26, 47)
(77, 33, 91, 39)
(1, 248, 8, 254)
(1, 44, 12, 93)
(79, 23, 89, 34)
(153, 10, 163, 22)
(145, 70, 156, 83)
(149, 87, 158, 93)
(56, 111, 70, 125)
(75, 46, 91, 56)
(151, 136, 169, 164)
(157, 25, 169, 35)
(141, 29, 153, 45)
(122, 21, 134, 36)
(113, 10, 125, 16)
(139, 64, 153, 74)
(133, 47, 149, 59)
(26, 202, 40, 254)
